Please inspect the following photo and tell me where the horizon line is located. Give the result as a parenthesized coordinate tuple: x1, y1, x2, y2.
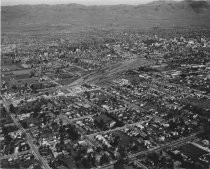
(1, 0, 186, 7)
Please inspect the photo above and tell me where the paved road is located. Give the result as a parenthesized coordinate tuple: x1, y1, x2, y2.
(59, 111, 101, 147)
(93, 131, 200, 169)
(86, 119, 151, 138)
(63, 87, 153, 148)
(44, 75, 62, 86)
(1, 67, 205, 169)
(128, 131, 202, 159)
(2, 99, 51, 169)
(134, 160, 149, 169)
(59, 114, 93, 123)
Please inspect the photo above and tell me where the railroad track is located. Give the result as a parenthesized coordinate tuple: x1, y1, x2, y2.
(128, 131, 202, 160)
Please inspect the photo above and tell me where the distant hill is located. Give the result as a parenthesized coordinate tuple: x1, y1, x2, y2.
(2, 0, 210, 33)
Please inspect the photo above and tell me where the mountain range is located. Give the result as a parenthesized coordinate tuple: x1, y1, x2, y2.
(2, 0, 210, 33)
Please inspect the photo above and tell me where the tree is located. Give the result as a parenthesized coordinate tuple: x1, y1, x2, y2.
(2, 126, 8, 135)
(201, 120, 210, 139)
(9, 104, 15, 114)
(84, 91, 90, 100)
(11, 84, 17, 90)
(67, 124, 80, 141)
(55, 68, 61, 74)
(112, 136, 120, 147)
(21, 120, 28, 129)
(118, 146, 126, 158)
(147, 152, 159, 165)
(29, 70, 35, 78)
(1, 106, 7, 114)
(5, 134, 12, 144)
(100, 154, 109, 165)
(114, 158, 125, 169)
(74, 58, 79, 64)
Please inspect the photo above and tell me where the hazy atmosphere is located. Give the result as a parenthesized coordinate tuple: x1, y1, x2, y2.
(1, 0, 210, 169)
(2, 0, 181, 6)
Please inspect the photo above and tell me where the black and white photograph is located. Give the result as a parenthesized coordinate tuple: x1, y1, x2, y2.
(1, 0, 210, 169)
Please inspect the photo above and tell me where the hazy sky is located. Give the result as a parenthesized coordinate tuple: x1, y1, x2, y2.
(1, 0, 176, 6)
